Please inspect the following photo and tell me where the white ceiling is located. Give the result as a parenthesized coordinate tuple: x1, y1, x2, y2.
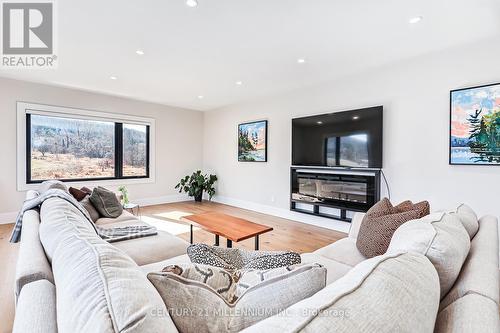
(1, 0, 499, 111)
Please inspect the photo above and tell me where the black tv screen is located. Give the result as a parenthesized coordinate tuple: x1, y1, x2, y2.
(292, 106, 383, 168)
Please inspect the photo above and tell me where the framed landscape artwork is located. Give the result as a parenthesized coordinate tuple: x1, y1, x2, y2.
(450, 83, 500, 165)
(238, 120, 267, 162)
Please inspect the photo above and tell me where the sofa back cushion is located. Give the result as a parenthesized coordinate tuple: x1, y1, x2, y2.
(148, 263, 326, 333)
(39, 197, 177, 333)
(80, 196, 100, 222)
(38, 180, 68, 194)
(439, 214, 499, 311)
(447, 204, 479, 239)
(241, 252, 440, 333)
(39, 197, 98, 261)
(387, 212, 470, 298)
(435, 294, 500, 333)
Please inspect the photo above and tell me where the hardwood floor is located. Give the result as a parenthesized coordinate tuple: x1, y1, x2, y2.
(0, 201, 346, 333)
(0, 224, 19, 333)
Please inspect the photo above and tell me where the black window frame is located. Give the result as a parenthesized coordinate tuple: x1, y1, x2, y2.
(26, 113, 150, 184)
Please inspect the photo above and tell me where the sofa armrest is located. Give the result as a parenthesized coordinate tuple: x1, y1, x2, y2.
(13, 280, 57, 333)
(348, 212, 365, 239)
(15, 210, 54, 301)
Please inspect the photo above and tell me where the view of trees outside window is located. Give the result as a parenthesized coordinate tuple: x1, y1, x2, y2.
(30, 115, 115, 180)
(123, 124, 147, 176)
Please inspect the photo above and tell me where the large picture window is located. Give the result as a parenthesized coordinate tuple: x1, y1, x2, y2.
(25, 112, 150, 183)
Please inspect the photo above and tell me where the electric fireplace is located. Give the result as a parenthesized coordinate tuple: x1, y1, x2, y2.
(290, 167, 380, 222)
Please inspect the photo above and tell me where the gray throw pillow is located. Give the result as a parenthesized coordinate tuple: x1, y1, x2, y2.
(148, 263, 326, 333)
(89, 186, 123, 218)
(80, 196, 100, 222)
(187, 243, 301, 270)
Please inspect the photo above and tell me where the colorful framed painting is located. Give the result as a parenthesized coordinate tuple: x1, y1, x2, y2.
(238, 120, 267, 162)
(450, 83, 500, 165)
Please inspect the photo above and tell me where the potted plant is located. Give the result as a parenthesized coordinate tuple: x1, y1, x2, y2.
(175, 170, 217, 202)
(117, 186, 129, 205)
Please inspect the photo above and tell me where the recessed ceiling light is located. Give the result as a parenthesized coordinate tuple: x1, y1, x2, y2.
(197, 95, 204, 99)
(235, 81, 243, 85)
(186, 0, 198, 7)
(135, 49, 144, 55)
(409, 16, 423, 24)
(110, 76, 117, 80)
(297, 58, 306, 64)
(316, 121, 323, 125)
(352, 116, 359, 120)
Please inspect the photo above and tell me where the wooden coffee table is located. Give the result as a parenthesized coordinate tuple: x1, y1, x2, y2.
(182, 212, 273, 250)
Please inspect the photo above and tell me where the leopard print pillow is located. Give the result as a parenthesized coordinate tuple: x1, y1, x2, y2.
(186, 243, 301, 271)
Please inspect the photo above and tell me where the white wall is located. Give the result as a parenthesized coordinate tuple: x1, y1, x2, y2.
(0, 77, 203, 217)
(203, 37, 500, 227)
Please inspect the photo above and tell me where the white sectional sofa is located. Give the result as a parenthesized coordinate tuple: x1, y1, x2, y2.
(12, 190, 500, 332)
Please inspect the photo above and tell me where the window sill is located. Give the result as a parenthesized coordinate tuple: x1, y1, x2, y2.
(18, 177, 155, 192)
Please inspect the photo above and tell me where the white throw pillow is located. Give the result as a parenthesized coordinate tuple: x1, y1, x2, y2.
(447, 204, 479, 239)
(387, 212, 470, 298)
(148, 263, 327, 333)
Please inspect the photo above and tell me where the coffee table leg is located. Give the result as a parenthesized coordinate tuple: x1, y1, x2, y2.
(255, 235, 259, 250)
(190, 224, 193, 244)
(226, 239, 232, 248)
(215, 234, 220, 246)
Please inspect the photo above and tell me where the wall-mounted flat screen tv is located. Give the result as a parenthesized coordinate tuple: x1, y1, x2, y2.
(292, 106, 383, 168)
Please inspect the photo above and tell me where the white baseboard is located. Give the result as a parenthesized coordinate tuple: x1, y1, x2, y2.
(0, 194, 190, 225)
(212, 195, 351, 233)
(0, 194, 351, 234)
(0, 212, 18, 225)
(133, 193, 191, 207)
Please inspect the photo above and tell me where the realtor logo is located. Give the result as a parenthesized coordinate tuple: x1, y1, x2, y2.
(1, 1, 57, 68)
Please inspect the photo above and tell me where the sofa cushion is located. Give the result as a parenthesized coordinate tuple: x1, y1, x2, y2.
(440, 215, 499, 310)
(89, 186, 123, 218)
(141, 254, 191, 273)
(97, 216, 189, 266)
(39, 196, 178, 333)
(241, 252, 440, 333)
(347, 212, 365, 239)
(435, 294, 500, 333)
(112, 230, 189, 266)
(95, 210, 137, 226)
(12, 280, 57, 333)
(387, 212, 470, 298)
(148, 263, 326, 333)
(300, 252, 352, 285)
(356, 198, 429, 258)
(448, 204, 479, 239)
(313, 237, 366, 267)
(187, 243, 301, 270)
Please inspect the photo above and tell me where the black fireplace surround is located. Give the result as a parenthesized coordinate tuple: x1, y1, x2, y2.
(290, 167, 380, 222)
